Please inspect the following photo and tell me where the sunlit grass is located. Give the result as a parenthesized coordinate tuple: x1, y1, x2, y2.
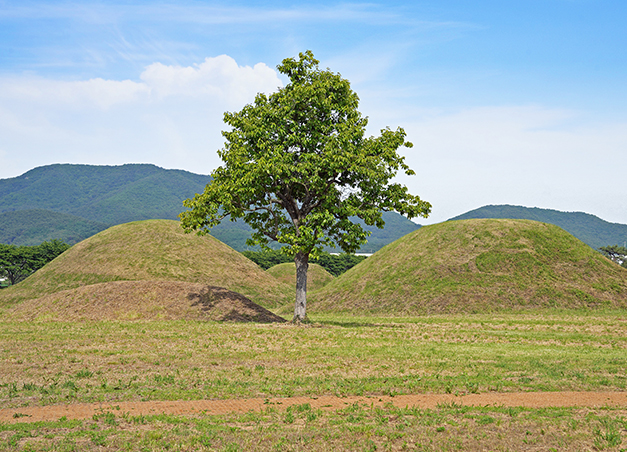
(1, 403, 626, 451)
(1, 312, 626, 410)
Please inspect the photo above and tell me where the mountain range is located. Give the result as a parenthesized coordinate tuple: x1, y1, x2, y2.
(2, 164, 625, 251)
(0, 163, 420, 251)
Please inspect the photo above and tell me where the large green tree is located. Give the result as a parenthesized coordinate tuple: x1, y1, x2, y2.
(180, 51, 431, 321)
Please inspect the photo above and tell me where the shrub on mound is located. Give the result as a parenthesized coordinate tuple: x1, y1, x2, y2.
(0, 220, 291, 310)
(311, 219, 627, 314)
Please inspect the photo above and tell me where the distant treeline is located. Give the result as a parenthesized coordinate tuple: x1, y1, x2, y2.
(0, 239, 70, 286)
(241, 250, 366, 276)
(599, 245, 627, 268)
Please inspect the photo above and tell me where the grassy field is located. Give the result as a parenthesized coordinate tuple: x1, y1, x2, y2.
(2, 402, 626, 451)
(1, 312, 627, 450)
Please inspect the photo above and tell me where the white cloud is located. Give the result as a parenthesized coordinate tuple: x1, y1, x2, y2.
(0, 55, 279, 109)
(0, 55, 282, 178)
(398, 105, 627, 224)
(140, 56, 280, 104)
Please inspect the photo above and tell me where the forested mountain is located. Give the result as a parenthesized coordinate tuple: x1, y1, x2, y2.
(0, 164, 421, 250)
(0, 164, 212, 225)
(450, 205, 627, 250)
(0, 209, 108, 246)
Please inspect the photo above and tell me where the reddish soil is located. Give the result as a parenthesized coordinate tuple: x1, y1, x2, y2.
(2, 392, 626, 424)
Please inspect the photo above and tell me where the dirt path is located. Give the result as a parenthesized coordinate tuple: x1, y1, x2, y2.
(2, 392, 626, 424)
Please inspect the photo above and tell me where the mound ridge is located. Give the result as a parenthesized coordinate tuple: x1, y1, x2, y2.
(6, 281, 286, 323)
(0, 220, 292, 311)
(450, 204, 627, 250)
(312, 219, 627, 314)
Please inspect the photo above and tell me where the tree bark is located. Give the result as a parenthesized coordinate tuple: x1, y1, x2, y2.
(293, 251, 309, 322)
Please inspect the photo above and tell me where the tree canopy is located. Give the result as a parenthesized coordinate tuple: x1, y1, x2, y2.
(0, 239, 70, 286)
(599, 245, 627, 268)
(180, 51, 431, 321)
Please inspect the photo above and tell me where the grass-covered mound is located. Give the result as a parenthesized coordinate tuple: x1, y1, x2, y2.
(266, 263, 334, 292)
(6, 281, 286, 323)
(311, 219, 627, 314)
(0, 220, 292, 312)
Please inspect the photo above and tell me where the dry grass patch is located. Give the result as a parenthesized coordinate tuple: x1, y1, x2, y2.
(0, 220, 292, 310)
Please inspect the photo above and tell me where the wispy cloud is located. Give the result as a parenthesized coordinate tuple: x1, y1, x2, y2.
(0, 2, 468, 28)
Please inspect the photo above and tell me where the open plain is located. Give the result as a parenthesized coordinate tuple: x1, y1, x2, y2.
(2, 219, 627, 450)
(1, 313, 627, 451)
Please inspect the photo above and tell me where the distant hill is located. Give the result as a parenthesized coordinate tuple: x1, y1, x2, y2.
(0, 209, 108, 246)
(310, 219, 627, 315)
(0, 163, 212, 225)
(0, 163, 421, 250)
(450, 205, 627, 250)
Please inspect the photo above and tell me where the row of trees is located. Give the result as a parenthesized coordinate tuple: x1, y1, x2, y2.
(599, 245, 627, 268)
(241, 250, 367, 276)
(0, 239, 70, 286)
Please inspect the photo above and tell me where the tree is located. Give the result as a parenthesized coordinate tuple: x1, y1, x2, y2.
(180, 51, 431, 321)
(0, 239, 70, 286)
(599, 245, 627, 268)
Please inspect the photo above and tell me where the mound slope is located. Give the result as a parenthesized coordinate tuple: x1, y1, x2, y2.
(312, 219, 627, 314)
(266, 263, 334, 292)
(6, 281, 286, 323)
(0, 220, 292, 310)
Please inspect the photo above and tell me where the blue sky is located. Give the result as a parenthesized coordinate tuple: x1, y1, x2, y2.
(1, 0, 626, 225)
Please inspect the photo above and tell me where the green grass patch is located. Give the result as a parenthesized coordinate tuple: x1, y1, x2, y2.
(1, 313, 627, 409)
(1, 404, 626, 451)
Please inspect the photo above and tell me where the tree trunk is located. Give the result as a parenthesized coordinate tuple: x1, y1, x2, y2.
(293, 251, 309, 322)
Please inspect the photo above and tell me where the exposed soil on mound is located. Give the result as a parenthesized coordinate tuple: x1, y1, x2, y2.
(1, 392, 625, 424)
(6, 280, 286, 323)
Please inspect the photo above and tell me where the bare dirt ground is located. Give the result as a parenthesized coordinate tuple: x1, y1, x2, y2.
(2, 392, 626, 424)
